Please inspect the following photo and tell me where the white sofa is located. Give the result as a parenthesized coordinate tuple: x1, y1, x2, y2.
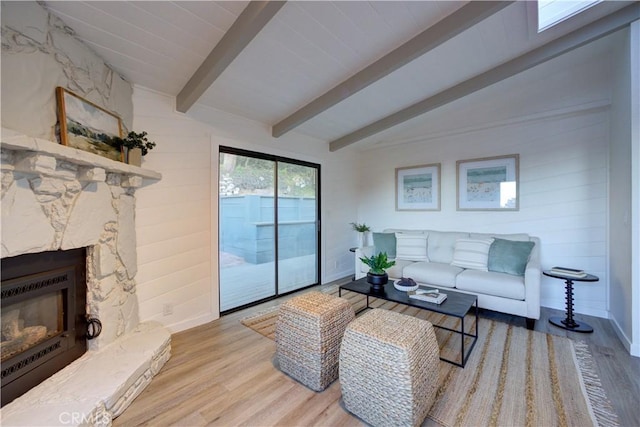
(355, 229, 541, 329)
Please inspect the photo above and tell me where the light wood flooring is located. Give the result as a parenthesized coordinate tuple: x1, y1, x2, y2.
(115, 280, 640, 427)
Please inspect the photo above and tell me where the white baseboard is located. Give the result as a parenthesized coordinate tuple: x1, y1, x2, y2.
(609, 314, 637, 356)
(540, 300, 609, 319)
(323, 269, 353, 285)
(631, 343, 640, 358)
(165, 313, 218, 334)
(576, 306, 610, 319)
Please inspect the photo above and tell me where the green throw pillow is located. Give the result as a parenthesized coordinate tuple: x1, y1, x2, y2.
(488, 238, 534, 276)
(373, 232, 396, 259)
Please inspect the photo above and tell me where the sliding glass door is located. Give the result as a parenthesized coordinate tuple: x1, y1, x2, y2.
(218, 147, 319, 313)
(277, 162, 319, 294)
(219, 152, 276, 311)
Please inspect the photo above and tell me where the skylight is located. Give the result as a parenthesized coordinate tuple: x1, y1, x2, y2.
(537, 0, 601, 32)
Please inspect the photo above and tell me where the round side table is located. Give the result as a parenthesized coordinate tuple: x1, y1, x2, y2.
(543, 270, 598, 333)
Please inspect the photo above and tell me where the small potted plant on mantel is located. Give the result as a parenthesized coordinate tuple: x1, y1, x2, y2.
(350, 222, 371, 248)
(359, 252, 395, 292)
(112, 131, 156, 166)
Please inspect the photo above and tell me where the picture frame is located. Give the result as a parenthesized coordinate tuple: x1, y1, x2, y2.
(457, 154, 519, 211)
(396, 163, 441, 211)
(56, 87, 123, 162)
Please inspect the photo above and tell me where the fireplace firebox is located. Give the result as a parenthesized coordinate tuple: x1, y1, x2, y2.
(1, 248, 87, 406)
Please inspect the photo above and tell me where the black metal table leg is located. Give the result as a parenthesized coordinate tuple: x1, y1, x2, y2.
(548, 278, 593, 333)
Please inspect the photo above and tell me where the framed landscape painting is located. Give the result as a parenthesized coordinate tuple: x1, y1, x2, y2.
(396, 164, 441, 211)
(56, 87, 123, 162)
(457, 154, 519, 211)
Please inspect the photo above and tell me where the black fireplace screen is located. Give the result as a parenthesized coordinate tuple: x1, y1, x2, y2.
(1, 289, 64, 363)
(1, 248, 87, 406)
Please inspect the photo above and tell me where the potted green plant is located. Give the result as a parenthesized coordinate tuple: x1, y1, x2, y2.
(350, 222, 370, 248)
(111, 131, 156, 165)
(359, 252, 395, 292)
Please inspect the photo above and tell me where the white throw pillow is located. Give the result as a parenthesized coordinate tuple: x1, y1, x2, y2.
(395, 233, 428, 261)
(450, 238, 494, 271)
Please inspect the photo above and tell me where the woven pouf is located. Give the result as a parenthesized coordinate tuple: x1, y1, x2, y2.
(339, 308, 440, 427)
(275, 291, 355, 391)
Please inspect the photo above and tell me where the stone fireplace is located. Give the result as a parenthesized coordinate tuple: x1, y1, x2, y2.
(1, 128, 171, 426)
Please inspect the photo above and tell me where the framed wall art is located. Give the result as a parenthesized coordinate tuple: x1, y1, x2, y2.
(396, 163, 441, 211)
(56, 87, 123, 162)
(457, 154, 519, 211)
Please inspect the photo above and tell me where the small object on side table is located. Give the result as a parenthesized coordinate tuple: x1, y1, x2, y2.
(543, 269, 598, 333)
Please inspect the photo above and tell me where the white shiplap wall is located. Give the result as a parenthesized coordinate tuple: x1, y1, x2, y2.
(133, 86, 216, 332)
(132, 86, 360, 332)
(609, 27, 633, 349)
(352, 36, 618, 318)
(357, 108, 610, 318)
(607, 21, 640, 357)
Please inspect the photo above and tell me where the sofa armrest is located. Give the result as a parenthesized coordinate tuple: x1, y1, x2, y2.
(354, 246, 374, 279)
(524, 237, 541, 320)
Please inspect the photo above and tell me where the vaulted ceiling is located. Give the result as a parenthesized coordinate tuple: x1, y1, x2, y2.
(43, 1, 638, 151)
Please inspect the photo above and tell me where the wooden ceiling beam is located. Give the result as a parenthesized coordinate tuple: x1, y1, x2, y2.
(272, 1, 513, 138)
(329, 2, 640, 152)
(176, 1, 286, 113)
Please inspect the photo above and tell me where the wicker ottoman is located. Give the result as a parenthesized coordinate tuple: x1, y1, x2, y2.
(275, 291, 355, 391)
(339, 308, 440, 427)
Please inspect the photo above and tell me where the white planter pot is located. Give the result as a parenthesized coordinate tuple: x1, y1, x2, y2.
(358, 232, 368, 248)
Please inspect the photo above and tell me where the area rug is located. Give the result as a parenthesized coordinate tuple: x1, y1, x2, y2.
(241, 286, 619, 427)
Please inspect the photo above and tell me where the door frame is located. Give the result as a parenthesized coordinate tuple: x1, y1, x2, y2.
(218, 146, 321, 315)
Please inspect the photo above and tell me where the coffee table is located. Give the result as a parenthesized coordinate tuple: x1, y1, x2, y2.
(339, 278, 478, 367)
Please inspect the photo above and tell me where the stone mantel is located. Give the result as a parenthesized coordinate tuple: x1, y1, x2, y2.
(1, 127, 161, 181)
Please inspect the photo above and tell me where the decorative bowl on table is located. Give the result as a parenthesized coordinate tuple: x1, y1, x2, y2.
(394, 277, 419, 292)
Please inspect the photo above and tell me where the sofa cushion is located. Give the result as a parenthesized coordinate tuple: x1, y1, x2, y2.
(402, 262, 462, 288)
(427, 231, 470, 264)
(456, 269, 525, 300)
(488, 238, 535, 276)
(450, 238, 494, 271)
(395, 233, 428, 261)
(470, 232, 530, 242)
(383, 229, 428, 235)
(373, 232, 396, 259)
(386, 259, 416, 279)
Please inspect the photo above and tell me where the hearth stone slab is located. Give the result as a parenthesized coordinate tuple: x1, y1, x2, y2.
(0, 321, 171, 426)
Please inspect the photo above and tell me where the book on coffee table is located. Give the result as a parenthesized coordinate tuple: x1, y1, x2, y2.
(410, 288, 447, 304)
